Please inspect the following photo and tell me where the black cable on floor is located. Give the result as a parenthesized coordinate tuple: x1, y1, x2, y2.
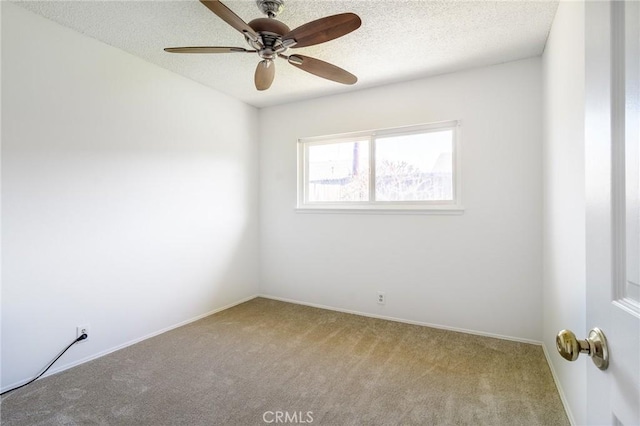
(1, 333, 88, 396)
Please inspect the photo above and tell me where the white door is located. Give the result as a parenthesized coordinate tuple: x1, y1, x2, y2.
(585, 1, 640, 425)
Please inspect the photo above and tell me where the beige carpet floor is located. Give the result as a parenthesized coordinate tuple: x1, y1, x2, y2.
(1, 298, 569, 425)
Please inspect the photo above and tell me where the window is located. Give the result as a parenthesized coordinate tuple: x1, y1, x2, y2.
(297, 121, 462, 212)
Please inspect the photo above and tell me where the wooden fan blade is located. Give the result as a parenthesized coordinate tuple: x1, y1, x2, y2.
(282, 13, 361, 48)
(164, 47, 254, 54)
(255, 60, 275, 91)
(199, 0, 259, 40)
(286, 54, 357, 85)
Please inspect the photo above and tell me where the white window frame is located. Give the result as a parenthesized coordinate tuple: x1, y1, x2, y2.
(296, 120, 463, 214)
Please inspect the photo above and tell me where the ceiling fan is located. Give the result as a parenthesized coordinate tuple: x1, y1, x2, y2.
(164, 0, 361, 91)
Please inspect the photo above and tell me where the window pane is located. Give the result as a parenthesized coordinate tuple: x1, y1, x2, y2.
(375, 130, 453, 201)
(307, 140, 370, 202)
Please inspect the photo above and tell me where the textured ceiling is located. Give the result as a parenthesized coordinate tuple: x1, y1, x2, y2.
(15, 0, 558, 108)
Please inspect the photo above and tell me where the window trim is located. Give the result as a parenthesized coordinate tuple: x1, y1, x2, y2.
(296, 120, 464, 213)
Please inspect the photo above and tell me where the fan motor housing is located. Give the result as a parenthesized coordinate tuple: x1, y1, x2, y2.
(247, 18, 291, 59)
(248, 18, 290, 35)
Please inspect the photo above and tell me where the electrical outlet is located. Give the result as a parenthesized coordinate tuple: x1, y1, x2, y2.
(77, 324, 90, 341)
(377, 291, 386, 305)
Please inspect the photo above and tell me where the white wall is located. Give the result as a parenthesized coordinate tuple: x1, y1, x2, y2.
(542, 1, 586, 425)
(1, 3, 259, 390)
(259, 58, 543, 341)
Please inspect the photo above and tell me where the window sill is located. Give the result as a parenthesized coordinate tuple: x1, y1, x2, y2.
(295, 205, 465, 215)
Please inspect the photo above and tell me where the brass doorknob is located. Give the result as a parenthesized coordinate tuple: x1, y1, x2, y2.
(556, 328, 609, 370)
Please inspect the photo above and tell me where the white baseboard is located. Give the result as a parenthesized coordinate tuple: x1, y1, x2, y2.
(258, 294, 543, 346)
(1, 294, 259, 394)
(542, 343, 576, 426)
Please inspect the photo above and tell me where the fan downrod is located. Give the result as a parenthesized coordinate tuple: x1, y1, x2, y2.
(256, 0, 284, 18)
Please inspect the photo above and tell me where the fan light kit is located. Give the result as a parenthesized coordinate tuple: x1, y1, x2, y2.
(165, 0, 361, 91)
